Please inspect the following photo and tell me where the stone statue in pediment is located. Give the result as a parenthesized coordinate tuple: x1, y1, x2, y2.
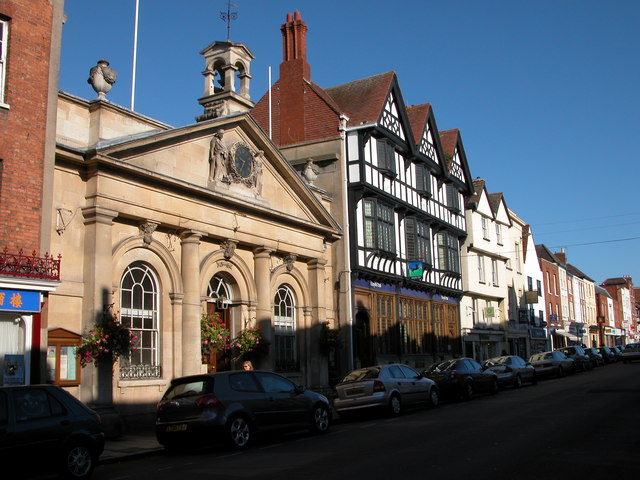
(209, 129, 228, 183)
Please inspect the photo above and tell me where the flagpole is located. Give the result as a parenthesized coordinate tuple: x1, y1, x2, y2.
(131, 0, 140, 111)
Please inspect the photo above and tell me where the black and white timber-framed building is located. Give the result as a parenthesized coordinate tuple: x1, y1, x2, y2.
(253, 11, 475, 373)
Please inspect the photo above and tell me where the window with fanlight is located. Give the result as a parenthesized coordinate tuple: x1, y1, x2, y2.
(119, 262, 161, 379)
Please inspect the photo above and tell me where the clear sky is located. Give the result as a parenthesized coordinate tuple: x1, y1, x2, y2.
(59, 0, 640, 285)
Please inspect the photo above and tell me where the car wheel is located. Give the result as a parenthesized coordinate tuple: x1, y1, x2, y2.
(227, 415, 252, 449)
(427, 387, 439, 409)
(514, 374, 522, 389)
(490, 379, 499, 395)
(388, 394, 402, 416)
(462, 382, 473, 401)
(310, 404, 330, 433)
(59, 441, 96, 480)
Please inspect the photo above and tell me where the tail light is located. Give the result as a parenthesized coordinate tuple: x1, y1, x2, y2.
(195, 395, 223, 409)
(373, 380, 386, 393)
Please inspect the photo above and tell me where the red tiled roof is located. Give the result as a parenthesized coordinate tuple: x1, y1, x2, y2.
(324, 72, 395, 127)
(439, 129, 459, 157)
(406, 103, 432, 145)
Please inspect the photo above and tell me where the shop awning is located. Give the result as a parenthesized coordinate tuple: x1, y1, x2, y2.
(555, 331, 580, 342)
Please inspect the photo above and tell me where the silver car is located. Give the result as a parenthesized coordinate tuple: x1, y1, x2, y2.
(333, 364, 439, 416)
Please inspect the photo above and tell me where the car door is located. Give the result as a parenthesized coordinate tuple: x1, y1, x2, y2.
(2, 387, 68, 466)
(253, 372, 310, 427)
(399, 365, 427, 405)
(467, 359, 492, 392)
(387, 365, 412, 401)
(225, 372, 271, 426)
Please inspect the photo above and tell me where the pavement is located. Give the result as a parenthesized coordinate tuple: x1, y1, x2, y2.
(101, 430, 164, 463)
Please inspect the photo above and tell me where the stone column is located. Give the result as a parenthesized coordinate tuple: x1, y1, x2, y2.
(180, 230, 204, 376)
(307, 258, 327, 387)
(253, 247, 274, 369)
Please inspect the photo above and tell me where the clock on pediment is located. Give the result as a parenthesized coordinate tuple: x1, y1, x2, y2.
(229, 142, 253, 179)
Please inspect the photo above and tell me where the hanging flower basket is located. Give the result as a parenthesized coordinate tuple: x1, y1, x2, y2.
(201, 313, 231, 356)
(231, 326, 269, 361)
(77, 311, 137, 367)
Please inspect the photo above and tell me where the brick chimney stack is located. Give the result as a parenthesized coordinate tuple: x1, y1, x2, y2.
(280, 11, 311, 80)
(278, 11, 311, 145)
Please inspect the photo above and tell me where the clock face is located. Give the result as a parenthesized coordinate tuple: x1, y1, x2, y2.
(234, 145, 253, 178)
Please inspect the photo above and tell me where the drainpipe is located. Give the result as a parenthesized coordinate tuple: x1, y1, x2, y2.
(339, 114, 354, 372)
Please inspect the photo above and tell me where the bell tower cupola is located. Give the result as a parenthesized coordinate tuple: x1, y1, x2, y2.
(196, 41, 255, 122)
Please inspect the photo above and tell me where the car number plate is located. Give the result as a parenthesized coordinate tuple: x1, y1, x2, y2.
(166, 424, 187, 432)
(346, 387, 364, 396)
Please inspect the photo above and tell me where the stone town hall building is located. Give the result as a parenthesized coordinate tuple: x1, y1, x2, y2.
(48, 24, 341, 424)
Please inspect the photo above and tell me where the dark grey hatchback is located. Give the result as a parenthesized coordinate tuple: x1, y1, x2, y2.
(156, 370, 331, 450)
(0, 385, 104, 479)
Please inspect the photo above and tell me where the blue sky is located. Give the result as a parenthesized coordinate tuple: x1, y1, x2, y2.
(59, 0, 640, 285)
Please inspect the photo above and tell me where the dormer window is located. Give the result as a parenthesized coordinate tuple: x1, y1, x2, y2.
(376, 138, 397, 177)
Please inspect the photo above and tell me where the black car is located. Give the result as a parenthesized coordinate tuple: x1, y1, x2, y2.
(609, 346, 623, 361)
(557, 345, 592, 371)
(156, 370, 331, 450)
(597, 346, 616, 363)
(422, 358, 498, 401)
(0, 384, 105, 479)
(482, 355, 537, 388)
(583, 347, 605, 367)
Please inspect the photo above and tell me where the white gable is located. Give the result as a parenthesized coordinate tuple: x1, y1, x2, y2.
(418, 123, 439, 164)
(475, 190, 494, 217)
(380, 91, 406, 140)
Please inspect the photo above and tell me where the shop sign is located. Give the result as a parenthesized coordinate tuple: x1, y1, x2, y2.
(407, 261, 423, 278)
(0, 289, 41, 313)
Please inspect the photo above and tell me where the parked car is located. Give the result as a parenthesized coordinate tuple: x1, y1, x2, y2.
(528, 351, 575, 378)
(155, 370, 331, 450)
(333, 364, 439, 417)
(557, 345, 592, 371)
(609, 346, 623, 361)
(621, 343, 640, 363)
(422, 357, 498, 400)
(482, 355, 537, 388)
(597, 346, 617, 363)
(0, 384, 104, 480)
(583, 347, 605, 367)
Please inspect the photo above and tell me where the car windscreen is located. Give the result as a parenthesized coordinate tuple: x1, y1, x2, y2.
(163, 378, 213, 401)
(341, 367, 380, 382)
(424, 360, 455, 373)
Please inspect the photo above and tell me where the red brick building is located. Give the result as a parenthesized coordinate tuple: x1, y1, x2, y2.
(0, 0, 64, 385)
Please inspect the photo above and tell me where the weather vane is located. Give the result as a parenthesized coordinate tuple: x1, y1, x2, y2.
(220, 1, 238, 42)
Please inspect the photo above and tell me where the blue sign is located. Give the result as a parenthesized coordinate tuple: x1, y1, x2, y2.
(0, 289, 41, 313)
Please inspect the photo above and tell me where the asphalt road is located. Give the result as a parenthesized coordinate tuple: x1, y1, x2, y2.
(94, 361, 640, 480)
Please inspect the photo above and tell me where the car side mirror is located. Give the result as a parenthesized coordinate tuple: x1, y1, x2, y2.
(295, 384, 305, 394)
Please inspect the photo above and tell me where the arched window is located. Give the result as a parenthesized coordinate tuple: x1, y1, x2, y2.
(208, 274, 232, 302)
(273, 285, 297, 371)
(119, 262, 161, 379)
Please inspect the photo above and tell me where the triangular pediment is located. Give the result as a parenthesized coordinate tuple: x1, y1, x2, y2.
(63, 105, 341, 239)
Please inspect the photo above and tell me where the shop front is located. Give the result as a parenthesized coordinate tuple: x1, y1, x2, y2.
(353, 279, 461, 370)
